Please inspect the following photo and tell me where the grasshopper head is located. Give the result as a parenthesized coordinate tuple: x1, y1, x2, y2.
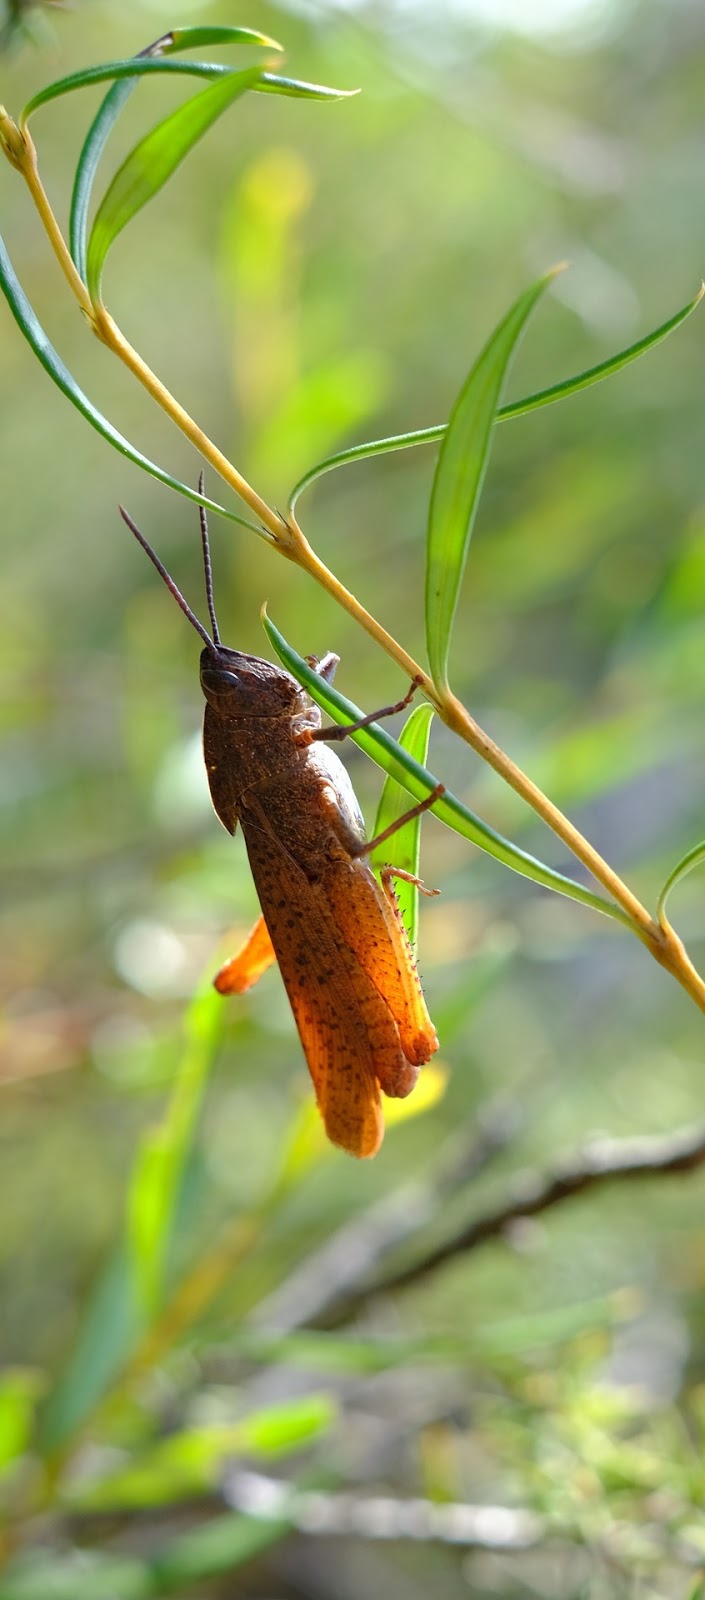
(199, 645, 303, 719)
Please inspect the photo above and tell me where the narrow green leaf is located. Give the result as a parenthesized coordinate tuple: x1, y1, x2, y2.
(0, 1369, 45, 1471)
(257, 72, 358, 100)
(261, 609, 631, 927)
(23, 51, 352, 282)
(70, 51, 170, 284)
(370, 703, 434, 954)
(68, 32, 279, 281)
(426, 271, 556, 695)
(37, 1242, 141, 1456)
(242, 1393, 336, 1457)
(86, 67, 263, 302)
(0, 1551, 153, 1600)
(67, 28, 283, 282)
(22, 45, 353, 286)
(127, 983, 222, 1315)
(22, 56, 350, 125)
(68, 1395, 335, 1512)
(166, 25, 283, 53)
(151, 1509, 291, 1590)
(39, 990, 223, 1452)
(0, 231, 258, 531)
(657, 840, 705, 924)
(24, 59, 254, 121)
(288, 285, 704, 513)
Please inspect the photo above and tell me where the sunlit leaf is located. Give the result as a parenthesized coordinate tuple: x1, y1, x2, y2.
(67, 1395, 335, 1512)
(257, 72, 358, 100)
(65, 28, 283, 282)
(0, 230, 258, 530)
(0, 1369, 45, 1471)
(22, 57, 351, 125)
(657, 840, 705, 924)
(86, 67, 263, 303)
(20, 44, 352, 285)
(370, 702, 434, 953)
(261, 609, 631, 926)
(384, 1061, 448, 1123)
(425, 270, 556, 696)
(287, 285, 704, 513)
(127, 983, 222, 1315)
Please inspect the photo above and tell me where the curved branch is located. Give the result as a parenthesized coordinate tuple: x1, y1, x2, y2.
(318, 1121, 705, 1324)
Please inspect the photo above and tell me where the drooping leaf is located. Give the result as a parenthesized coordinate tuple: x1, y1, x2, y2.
(0, 231, 258, 530)
(86, 67, 263, 303)
(64, 28, 283, 282)
(81, 60, 355, 304)
(22, 58, 352, 125)
(287, 285, 704, 513)
(370, 702, 435, 954)
(257, 72, 358, 100)
(261, 609, 631, 927)
(425, 270, 556, 696)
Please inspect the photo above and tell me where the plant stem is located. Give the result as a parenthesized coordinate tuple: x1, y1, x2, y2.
(286, 520, 654, 923)
(317, 1118, 705, 1320)
(281, 530, 705, 1014)
(57, 309, 705, 1009)
(9, 131, 705, 1017)
(10, 119, 93, 316)
(440, 689, 656, 934)
(92, 305, 290, 544)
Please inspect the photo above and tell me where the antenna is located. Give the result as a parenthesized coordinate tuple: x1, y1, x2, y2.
(119, 505, 214, 651)
(198, 472, 221, 645)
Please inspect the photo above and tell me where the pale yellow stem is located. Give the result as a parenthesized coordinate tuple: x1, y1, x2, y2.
(92, 306, 290, 544)
(653, 910, 705, 1015)
(7, 117, 94, 316)
(285, 517, 660, 939)
(288, 529, 705, 1018)
(7, 118, 705, 1015)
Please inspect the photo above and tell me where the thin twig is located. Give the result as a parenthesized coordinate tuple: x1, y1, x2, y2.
(315, 1121, 705, 1325)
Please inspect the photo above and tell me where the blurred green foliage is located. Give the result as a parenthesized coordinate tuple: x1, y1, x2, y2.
(2, 1, 705, 1595)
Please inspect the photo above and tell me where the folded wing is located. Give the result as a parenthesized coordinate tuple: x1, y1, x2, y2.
(241, 824, 421, 1158)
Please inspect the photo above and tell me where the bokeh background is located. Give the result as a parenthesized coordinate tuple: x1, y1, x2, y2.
(2, 0, 705, 1594)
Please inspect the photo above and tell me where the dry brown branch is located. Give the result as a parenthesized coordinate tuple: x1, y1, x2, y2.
(314, 1121, 705, 1326)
